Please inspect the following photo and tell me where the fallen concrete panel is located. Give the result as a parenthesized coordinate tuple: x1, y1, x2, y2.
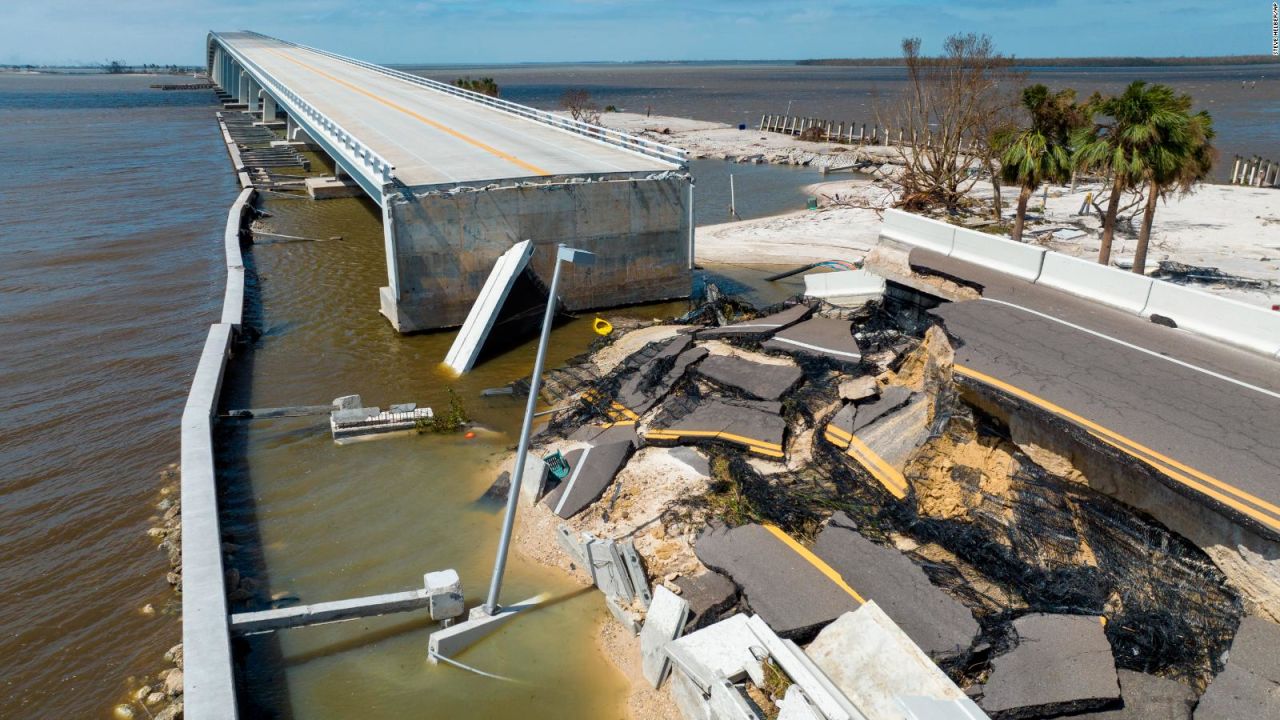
(231, 569, 463, 634)
(742, 614, 865, 720)
(665, 613, 764, 690)
(1074, 670, 1195, 719)
(675, 571, 739, 630)
(806, 602, 982, 720)
(811, 513, 978, 662)
(641, 585, 691, 688)
(695, 524, 861, 640)
(803, 269, 886, 306)
(443, 240, 533, 374)
(1193, 616, 1280, 719)
(697, 303, 813, 340)
(648, 399, 786, 459)
(709, 676, 761, 719)
(696, 354, 804, 401)
(763, 318, 862, 364)
(776, 685, 824, 720)
(979, 613, 1119, 719)
(542, 440, 633, 518)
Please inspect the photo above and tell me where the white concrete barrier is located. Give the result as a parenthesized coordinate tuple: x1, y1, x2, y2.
(950, 226, 1046, 282)
(879, 209, 956, 255)
(1036, 252, 1154, 314)
(1143, 281, 1280, 357)
(181, 323, 240, 720)
(220, 188, 254, 328)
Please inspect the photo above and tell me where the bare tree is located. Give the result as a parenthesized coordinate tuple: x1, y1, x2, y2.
(560, 88, 601, 125)
(881, 34, 1015, 213)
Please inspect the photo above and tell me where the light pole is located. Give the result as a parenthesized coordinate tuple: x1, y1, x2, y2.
(483, 243, 595, 616)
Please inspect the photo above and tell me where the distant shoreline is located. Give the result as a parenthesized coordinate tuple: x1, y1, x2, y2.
(800, 55, 1280, 68)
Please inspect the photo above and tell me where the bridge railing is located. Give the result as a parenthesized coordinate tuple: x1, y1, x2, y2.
(209, 32, 396, 189)
(242, 31, 688, 169)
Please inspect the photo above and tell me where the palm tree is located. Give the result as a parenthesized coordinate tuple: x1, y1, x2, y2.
(1132, 106, 1215, 274)
(997, 85, 1082, 242)
(1073, 82, 1215, 270)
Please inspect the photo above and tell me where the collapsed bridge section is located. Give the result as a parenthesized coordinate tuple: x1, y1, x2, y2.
(207, 30, 692, 332)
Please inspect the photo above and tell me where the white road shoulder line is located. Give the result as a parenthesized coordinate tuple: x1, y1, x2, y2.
(980, 297, 1280, 401)
(552, 446, 592, 516)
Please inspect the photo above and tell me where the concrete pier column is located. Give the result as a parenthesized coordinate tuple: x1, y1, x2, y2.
(238, 71, 249, 104)
(261, 91, 275, 120)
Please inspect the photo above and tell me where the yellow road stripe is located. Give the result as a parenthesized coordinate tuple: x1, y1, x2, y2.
(954, 363, 1280, 530)
(823, 423, 908, 498)
(264, 48, 551, 177)
(761, 524, 866, 604)
(646, 429, 785, 458)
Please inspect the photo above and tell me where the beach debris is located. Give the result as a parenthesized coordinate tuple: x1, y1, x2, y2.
(1194, 616, 1280, 719)
(1152, 260, 1273, 290)
(978, 613, 1120, 718)
(811, 512, 979, 664)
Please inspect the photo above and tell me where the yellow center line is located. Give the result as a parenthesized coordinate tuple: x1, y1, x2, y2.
(762, 524, 866, 604)
(824, 423, 909, 498)
(263, 48, 551, 177)
(954, 363, 1280, 530)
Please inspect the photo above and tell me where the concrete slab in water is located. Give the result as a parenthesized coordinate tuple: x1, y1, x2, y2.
(443, 239, 533, 374)
(812, 512, 978, 662)
(696, 354, 803, 401)
(979, 613, 1120, 719)
(697, 303, 813, 340)
(806, 602, 981, 720)
(695, 524, 861, 640)
(640, 585, 690, 688)
(541, 440, 633, 519)
(647, 399, 786, 459)
(1194, 616, 1280, 719)
(1074, 670, 1195, 719)
(762, 317, 862, 364)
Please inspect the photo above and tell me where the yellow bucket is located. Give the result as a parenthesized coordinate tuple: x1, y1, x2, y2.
(593, 317, 613, 336)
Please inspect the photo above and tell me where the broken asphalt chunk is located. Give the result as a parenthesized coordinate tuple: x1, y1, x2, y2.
(695, 524, 860, 640)
(540, 440, 633, 519)
(1193, 616, 1280, 719)
(1075, 670, 1195, 719)
(762, 317, 862, 364)
(697, 303, 812, 340)
(979, 613, 1120, 719)
(695, 354, 803, 401)
(647, 399, 786, 459)
(811, 512, 978, 663)
(674, 571, 739, 631)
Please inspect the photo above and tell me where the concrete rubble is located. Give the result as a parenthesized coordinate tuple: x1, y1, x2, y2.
(978, 613, 1120, 718)
(328, 394, 433, 440)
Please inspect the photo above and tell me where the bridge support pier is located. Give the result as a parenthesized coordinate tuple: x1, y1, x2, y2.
(261, 93, 276, 122)
(377, 173, 692, 333)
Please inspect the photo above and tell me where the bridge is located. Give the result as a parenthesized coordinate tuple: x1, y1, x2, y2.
(206, 31, 692, 332)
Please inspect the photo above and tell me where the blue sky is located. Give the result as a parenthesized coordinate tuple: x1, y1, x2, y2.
(4, 0, 1271, 65)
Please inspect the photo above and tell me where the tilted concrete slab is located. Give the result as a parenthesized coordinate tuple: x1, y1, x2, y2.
(1193, 616, 1280, 719)
(806, 602, 984, 720)
(823, 393, 930, 500)
(811, 513, 978, 663)
(665, 613, 765, 690)
(763, 317, 862, 364)
(542, 440, 633, 519)
(1074, 670, 1195, 719)
(696, 354, 804, 401)
(640, 585, 691, 688)
(979, 613, 1120, 719)
(695, 524, 861, 640)
(647, 399, 787, 459)
(697, 304, 813, 340)
(443, 240, 533, 374)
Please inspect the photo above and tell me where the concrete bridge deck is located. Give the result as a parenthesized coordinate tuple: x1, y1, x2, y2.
(215, 32, 674, 188)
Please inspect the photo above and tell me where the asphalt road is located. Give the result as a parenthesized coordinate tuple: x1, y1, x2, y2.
(914, 249, 1280, 537)
(219, 33, 675, 187)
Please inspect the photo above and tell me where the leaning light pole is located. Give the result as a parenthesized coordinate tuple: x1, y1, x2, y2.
(483, 243, 596, 616)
